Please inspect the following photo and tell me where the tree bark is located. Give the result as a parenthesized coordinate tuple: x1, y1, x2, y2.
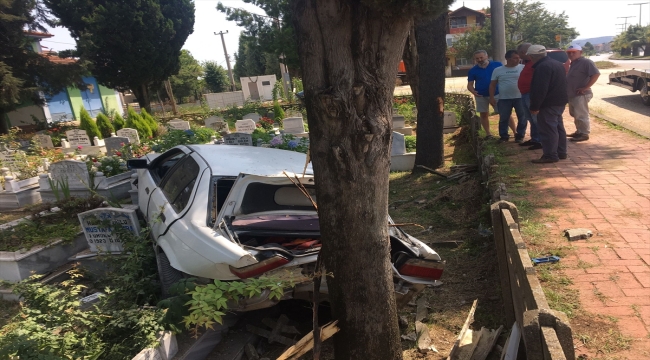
(0, 110, 9, 135)
(402, 20, 420, 107)
(413, 13, 448, 171)
(291, 1, 410, 359)
(131, 83, 152, 113)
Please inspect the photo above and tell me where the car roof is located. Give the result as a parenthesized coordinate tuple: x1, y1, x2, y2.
(187, 144, 313, 176)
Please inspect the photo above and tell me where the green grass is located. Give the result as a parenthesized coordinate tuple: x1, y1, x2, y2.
(594, 61, 617, 69)
(593, 117, 649, 140)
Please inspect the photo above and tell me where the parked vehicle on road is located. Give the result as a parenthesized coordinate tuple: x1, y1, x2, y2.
(546, 48, 570, 73)
(608, 69, 650, 106)
(128, 145, 445, 310)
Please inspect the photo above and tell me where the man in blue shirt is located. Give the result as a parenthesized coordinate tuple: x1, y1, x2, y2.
(467, 50, 516, 139)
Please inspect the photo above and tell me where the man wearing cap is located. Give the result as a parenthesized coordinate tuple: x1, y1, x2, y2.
(527, 45, 569, 164)
(516, 43, 542, 150)
(467, 50, 516, 139)
(565, 45, 600, 142)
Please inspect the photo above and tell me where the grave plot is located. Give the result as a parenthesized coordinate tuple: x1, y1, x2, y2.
(1, 148, 44, 210)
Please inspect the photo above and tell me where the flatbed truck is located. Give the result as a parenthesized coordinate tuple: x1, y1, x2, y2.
(608, 69, 650, 106)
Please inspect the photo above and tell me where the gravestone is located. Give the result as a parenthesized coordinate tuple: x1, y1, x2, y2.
(392, 115, 406, 129)
(205, 116, 228, 132)
(223, 133, 253, 146)
(104, 137, 130, 156)
(168, 120, 191, 130)
(235, 119, 256, 134)
(49, 160, 90, 189)
(391, 131, 406, 156)
(0, 149, 20, 172)
(65, 129, 92, 147)
(242, 113, 261, 123)
(116, 128, 140, 145)
(78, 207, 141, 252)
(285, 110, 303, 118)
(283, 117, 306, 135)
(33, 134, 54, 149)
(443, 111, 459, 134)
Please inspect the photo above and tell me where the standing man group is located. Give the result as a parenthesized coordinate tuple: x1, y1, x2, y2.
(489, 50, 526, 143)
(565, 45, 600, 142)
(527, 45, 569, 163)
(516, 43, 542, 150)
(467, 50, 516, 139)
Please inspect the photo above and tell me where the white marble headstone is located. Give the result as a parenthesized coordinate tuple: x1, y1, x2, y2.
(235, 119, 256, 134)
(49, 160, 90, 188)
(392, 115, 406, 129)
(65, 129, 92, 147)
(33, 134, 54, 149)
(283, 117, 306, 134)
(391, 131, 406, 156)
(168, 120, 191, 130)
(0, 149, 23, 173)
(78, 207, 141, 252)
(242, 113, 261, 123)
(116, 128, 140, 145)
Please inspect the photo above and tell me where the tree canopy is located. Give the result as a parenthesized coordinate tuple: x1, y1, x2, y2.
(44, 0, 195, 111)
(169, 50, 203, 103)
(452, 0, 579, 60)
(611, 25, 649, 56)
(217, 0, 298, 75)
(0, 0, 85, 133)
(203, 61, 231, 93)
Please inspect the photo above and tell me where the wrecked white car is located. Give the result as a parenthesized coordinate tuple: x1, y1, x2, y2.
(128, 145, 444, 310)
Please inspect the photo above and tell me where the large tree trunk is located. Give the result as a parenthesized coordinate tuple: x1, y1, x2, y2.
(291, 1, 410, 359)
(0, 110, 9, 135)
(131, 83, 152, 113)
(402, 20, 420, 106)
(413, 13, 448, 171)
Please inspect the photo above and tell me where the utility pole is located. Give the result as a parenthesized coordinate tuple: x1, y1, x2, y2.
(215, 31, 236, 92)
(615, 23, 626, 33)
(617, 16, 636, 30)
(628, 2, 649, 25)
(490, 0, 506, 63)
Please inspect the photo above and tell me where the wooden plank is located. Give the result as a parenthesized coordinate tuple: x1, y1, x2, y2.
(490, 202, 516, 326)
(454, 329, 481, 360)
(447, 299, 478, 360)
(470, 326, 504, 360)
(268, 315, 289, 344)
(275, 321, 339, 360)
(261, 318, 300, 335)
(416, 296, 428, 322)
(415, 321, 434, 353)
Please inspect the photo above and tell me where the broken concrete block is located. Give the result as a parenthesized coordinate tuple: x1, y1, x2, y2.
(563, 228, 593, 241)
(398, 315, 409, 328)
(401, 332, 417, 341)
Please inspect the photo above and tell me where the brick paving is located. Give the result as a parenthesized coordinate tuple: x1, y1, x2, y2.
(500, 110, 650, 357)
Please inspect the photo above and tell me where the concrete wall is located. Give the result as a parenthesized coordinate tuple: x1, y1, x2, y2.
(6, 104, 46, 127)
(204, 91, 245, 109)
(240, 75, 276, 101)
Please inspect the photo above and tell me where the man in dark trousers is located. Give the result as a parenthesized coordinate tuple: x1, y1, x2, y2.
(527, 45, 569, 164)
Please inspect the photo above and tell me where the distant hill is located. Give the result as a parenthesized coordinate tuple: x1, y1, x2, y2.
(572, 36, 615, 46)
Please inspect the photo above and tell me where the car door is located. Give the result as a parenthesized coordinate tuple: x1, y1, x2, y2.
(138, 149, 187, 219)
(149, 153, 205, 240)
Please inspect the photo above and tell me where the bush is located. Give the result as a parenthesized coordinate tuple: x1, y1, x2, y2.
(113, 113, 125, 130)
(273, 101, 285, 123)
(150, 127, 217, 153)
(126, 107, 152, 139)
(96, 113, 115, 138)
(79, 107, 102, 140)
(405, 135, 416, 153)
(140, 108, 159, 136)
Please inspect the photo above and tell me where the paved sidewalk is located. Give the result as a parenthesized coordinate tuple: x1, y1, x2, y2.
(500, 111, 650, 358)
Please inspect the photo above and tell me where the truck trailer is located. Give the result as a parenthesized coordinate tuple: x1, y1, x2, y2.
(608, 69, 650, 106)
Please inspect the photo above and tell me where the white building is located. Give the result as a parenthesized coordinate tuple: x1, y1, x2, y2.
(240, 75, 277, 101)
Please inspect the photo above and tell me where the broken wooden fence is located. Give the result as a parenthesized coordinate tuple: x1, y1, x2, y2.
(491, 201, 575, 360)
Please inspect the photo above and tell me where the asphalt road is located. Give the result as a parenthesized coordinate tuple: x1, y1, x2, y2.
(395, 56, 650, 138)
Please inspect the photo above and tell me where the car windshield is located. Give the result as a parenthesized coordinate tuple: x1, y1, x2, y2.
(239, 182, 317, 215)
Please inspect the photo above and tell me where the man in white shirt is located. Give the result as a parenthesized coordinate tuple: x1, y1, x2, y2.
(489, 50, 526, 143)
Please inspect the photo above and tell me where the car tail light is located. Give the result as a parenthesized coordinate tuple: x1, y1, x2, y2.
(397, 258, 444, 280)
(229, 254, 291, 279)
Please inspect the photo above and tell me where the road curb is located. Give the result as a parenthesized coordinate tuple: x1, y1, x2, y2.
(589, 111, 650, 139)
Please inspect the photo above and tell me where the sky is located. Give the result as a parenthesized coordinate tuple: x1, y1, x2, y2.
(41, 0, 650, 65)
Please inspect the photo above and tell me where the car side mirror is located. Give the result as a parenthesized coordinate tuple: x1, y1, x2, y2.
(127, 159, 148, 169)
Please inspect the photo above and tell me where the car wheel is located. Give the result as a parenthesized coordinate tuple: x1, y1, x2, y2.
(155, 249, 184, 298)
(640, 78, 650, 106)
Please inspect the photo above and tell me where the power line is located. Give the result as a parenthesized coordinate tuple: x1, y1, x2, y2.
(617, 16, 635, 29)
(628, 2, 650, 25)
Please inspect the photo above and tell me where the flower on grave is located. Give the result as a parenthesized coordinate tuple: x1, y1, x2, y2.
(120, 142, 125, 146)
(287, 140, 299, 149)
(115, 151, 122, 156)
(91, 166, 98, 172)
(105, 166, 112, 171)
(270, 136, 283, 146)
(92, 158, 98, 162)
(77, 146, 83, 150)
